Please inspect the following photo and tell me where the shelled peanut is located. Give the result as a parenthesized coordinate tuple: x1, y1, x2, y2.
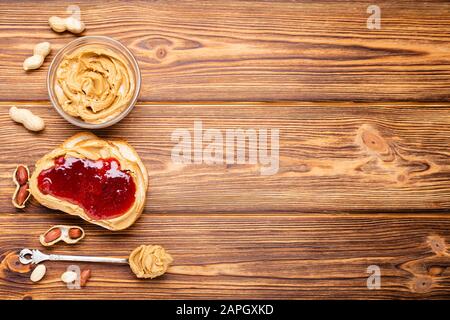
(40, 225, 85, 246)
(59, 268, 91, 287)
(30, 264, 47, 283)
(80, 269, 91, 287)
(61, 270, 78, 284)
(12, 165, 31, 208)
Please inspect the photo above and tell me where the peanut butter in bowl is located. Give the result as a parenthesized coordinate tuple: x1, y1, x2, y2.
(48, 36, 141, 129)
(55, 46, 135, 123)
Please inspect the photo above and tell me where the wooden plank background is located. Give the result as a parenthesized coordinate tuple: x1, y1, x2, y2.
(0, 0, 450, 299)
(2, 0, 450, 102)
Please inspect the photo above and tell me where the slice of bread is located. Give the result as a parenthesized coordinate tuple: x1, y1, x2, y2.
(29, 132, 148, 230)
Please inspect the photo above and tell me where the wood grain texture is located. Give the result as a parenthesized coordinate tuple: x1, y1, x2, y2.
(0, 102, 449, 214)
(0, 101, 449, 299)
(1, 213, 450, 299)
(1, 0, 450, 300)
(1, 0, 450, 102)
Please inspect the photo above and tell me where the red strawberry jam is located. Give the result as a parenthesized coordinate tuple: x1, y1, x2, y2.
(37, 156, 136, 220)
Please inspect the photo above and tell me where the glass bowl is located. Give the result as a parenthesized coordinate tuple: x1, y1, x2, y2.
(47, 36, 141, 129)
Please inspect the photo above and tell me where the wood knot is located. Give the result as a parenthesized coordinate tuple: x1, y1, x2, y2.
(359, 127, 390, 155)
(2, 251, 33, 274)
(156, 47, 167, 59)
(428, 265, 446, 277)
(356, 125, 395, 163)
(427, 235, 447, 255)
(22, 295, 33, 300)
(297, 164, 310, 172)
(412, 276, 432, 293)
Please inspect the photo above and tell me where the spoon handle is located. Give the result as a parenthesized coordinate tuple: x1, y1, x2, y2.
(19, 248, 128, 265)
(49, 254, 128, 264)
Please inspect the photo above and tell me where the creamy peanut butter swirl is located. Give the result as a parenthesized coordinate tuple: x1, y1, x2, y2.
(129, 245, 173, 279)
(55, 46, 135, 124)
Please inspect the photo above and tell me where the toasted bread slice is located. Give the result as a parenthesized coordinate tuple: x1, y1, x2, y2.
(29, 132, 148, 230)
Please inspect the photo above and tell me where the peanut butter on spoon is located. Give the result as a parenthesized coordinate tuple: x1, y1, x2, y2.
(19, 245, 173, 280)
(129, 245, 173, 279)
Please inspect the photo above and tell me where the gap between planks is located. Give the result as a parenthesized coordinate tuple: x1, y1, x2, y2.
(1, 212, 449, 219)
(2, 101, 450, 107)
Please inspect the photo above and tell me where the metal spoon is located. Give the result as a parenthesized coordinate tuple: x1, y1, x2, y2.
(19, 248, 128, 265)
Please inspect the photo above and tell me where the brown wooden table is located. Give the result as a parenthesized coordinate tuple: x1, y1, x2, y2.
(0, 0, 449, 299)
